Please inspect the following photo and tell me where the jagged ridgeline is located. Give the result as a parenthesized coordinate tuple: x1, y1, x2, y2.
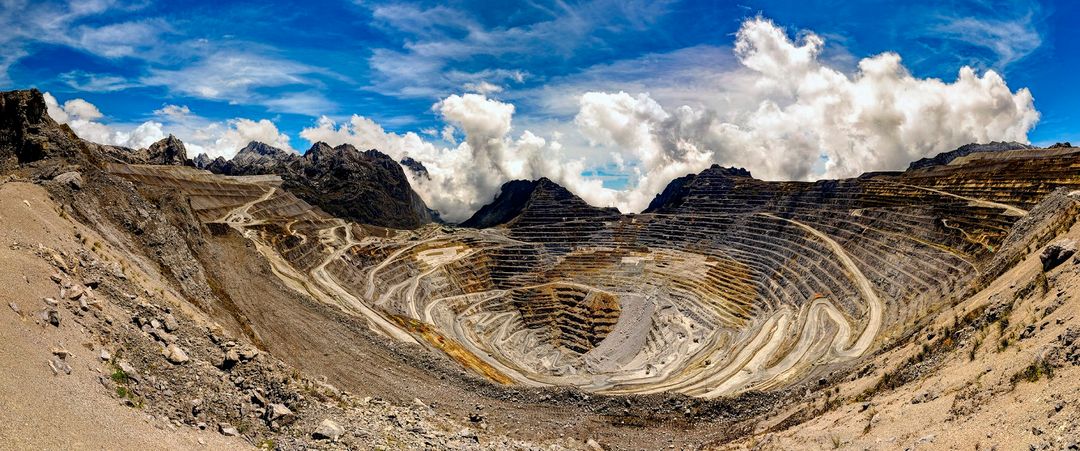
(6, 87, 1080, 399)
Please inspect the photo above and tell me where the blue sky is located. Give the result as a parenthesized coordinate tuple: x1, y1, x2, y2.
(2, 0, 1075, 219)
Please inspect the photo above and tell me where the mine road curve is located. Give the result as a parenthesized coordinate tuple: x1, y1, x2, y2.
(220, 186, 417, 343)
(760, 213, 883, 358)
(309, 223, 418, 343)
(896, 182, 1028, 217)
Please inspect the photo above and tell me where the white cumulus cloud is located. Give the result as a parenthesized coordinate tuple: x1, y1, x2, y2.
(44, 92, 294, 160)
(567, 16, 1039, 212)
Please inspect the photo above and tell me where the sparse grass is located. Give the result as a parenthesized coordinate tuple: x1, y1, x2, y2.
(1011, 359, 1054, 385)
(110, 367, 129, 384)
(862, 409, 876, 435)
(257, 439, 275, 449)
(998, 336, 1011, 352)
(830, 434, 842, 449)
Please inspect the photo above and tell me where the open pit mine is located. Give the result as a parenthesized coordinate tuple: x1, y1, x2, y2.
(5, 88, 1080, 449)
(111, 142, 1080, 398)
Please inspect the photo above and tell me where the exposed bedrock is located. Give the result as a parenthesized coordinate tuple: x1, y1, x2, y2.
(104, 143, 1080, 398)
(198, 141, 436, 229)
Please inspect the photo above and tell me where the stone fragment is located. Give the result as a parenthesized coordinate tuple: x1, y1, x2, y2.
(218, 423, 239, 436)
(312, 419, 344, 441)
(65, 286, 84, 300)
(238, 346, 259, 361)
(8, 302, 18, 314)
(266, 403, 295, 425)
(163, 313, 179, 332)
(47, 308, 61, 327)
(1041, 239, 1077, 271)
(165, 344, 189, 364)
(118, 361, 139, 382)
(53, 171, 83, 190)
(99, 349, 111, 361)
(49, 355, 72, 375)
(219, 349, 239, 369)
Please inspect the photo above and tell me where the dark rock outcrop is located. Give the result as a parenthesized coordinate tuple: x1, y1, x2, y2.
(461, 177, 620, 228)
(204, 141, 435, 229)
(146, 135, 189, 166)
(90, 135, 192, 166)
(644, 165, 752, 214)
(0, 89, 83, 171)
(400, 157, 429, 179)
(907, 141, 1035, 171)
(1041, 239, 1077, 272)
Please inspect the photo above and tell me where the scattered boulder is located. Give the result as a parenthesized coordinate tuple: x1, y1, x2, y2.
(312, 419, 344, 441)
(218, 423, 240, 437)
(266, 403, 295, 426)
(162, 313, 179, 332)
(165, 344, 189, 364)
(238, 346, 259, 361)
(117, 360, 140, 382)
(8, 302, 18, 314)
(1041, 239, 1077, 271)
(99, 349, 111, 361)
(48, 355, 72, 375)
(219, 349, 240, 369)
(46, 308, 61, 327)
(53, 171, 83, 190)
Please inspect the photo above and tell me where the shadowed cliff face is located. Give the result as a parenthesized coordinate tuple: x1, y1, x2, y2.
(200, 141, 436, 229)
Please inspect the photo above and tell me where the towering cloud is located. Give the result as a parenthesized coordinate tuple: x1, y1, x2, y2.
(572, 17, 1038, 211)
(302, 17, 1038, 221)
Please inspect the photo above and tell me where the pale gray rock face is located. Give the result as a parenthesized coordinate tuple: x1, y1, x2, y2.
(312, 419, 345, 441)
(53, 171, 83, 190)
(165, 344, 189, 364)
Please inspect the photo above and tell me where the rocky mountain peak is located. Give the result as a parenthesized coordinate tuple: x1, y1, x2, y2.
(644, 165, 753, 213)
(461, 177, 619, 228)
(146, 135, 189, 166)
(400, 157, 429, 179)
(239, 141, 289, 157)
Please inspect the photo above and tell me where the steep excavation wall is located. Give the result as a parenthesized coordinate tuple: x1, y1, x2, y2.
(107, 146, 1080, 398)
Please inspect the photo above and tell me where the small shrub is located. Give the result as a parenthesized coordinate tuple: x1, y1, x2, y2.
(110, 368, 129, 384)
(1011, 359, 1054, 385)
